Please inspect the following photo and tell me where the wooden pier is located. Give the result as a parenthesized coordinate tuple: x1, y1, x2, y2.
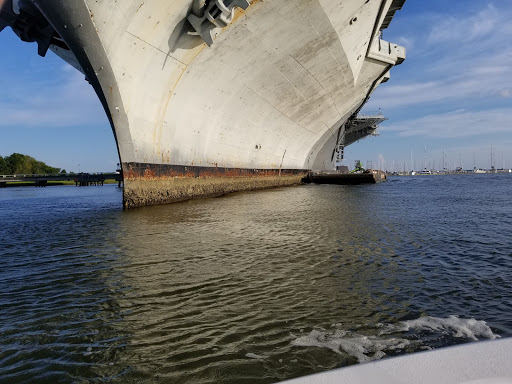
(0, 172, 123, 187)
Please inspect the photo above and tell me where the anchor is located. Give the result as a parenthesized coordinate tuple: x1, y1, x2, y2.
(188, 0, 250, 46)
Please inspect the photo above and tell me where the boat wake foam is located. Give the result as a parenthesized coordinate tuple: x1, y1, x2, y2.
(291, 315, 499, 363)
(292, 329, 411, 363)
(399, 315, 499, 341)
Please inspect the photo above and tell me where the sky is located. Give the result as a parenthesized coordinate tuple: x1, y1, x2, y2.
(0, 31, 113, 172)
(0, 0, 511, 172)
(353, 0, 512, 171)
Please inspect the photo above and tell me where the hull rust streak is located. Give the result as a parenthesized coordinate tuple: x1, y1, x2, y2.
(123, 163, 306, 208)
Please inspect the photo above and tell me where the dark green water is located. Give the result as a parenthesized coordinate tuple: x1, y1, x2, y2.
(1, 174, 511, 383)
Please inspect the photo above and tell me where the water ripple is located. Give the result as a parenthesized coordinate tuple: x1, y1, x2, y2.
(1, 176, 512, 382)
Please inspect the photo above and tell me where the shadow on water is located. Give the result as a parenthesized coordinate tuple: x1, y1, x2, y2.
(0, 186, 133, 382)
(105, 185, 425, 382)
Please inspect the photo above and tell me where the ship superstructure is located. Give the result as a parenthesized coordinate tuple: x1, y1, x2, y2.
(1, 0, 406, 207)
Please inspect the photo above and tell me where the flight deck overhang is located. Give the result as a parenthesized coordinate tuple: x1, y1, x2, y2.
(345, 114, 387, 147)
(380, 0, 406, 31)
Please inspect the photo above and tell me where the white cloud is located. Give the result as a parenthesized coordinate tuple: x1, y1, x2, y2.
(382, 108, 512, 138)
(0, 67, 106, 128)
(371, 75, 510, 111)
(370, 44, 512, 110)
(397, 36, 414, 51)
(427, 4, 499, 45)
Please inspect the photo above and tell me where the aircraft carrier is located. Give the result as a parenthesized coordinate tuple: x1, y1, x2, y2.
(0, 0, 406, 207)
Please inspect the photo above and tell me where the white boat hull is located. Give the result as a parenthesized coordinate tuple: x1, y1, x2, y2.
(280, 338, 512, 384)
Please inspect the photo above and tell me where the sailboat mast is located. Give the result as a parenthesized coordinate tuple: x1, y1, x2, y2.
(491, 145, 494, 170)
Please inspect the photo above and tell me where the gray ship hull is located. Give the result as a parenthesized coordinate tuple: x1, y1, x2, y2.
(1, 0, 406, 207)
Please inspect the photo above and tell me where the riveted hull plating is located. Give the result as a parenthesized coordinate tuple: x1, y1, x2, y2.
(19, 0, 406, 206)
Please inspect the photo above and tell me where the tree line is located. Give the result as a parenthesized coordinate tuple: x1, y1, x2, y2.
(0, 153, 65, 175)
